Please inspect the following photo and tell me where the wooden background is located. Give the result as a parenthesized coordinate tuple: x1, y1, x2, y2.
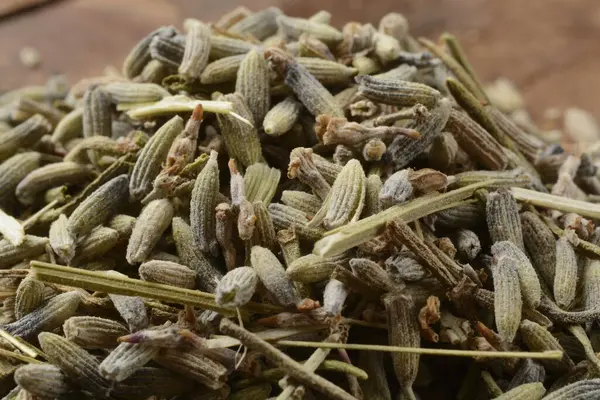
(1, 0, 600, 121)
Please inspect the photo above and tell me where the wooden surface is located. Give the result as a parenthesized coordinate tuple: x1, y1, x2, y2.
(1, 0, 600, 120)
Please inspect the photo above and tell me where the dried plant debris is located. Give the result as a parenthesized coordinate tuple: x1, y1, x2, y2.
(2, 6, 600, 400)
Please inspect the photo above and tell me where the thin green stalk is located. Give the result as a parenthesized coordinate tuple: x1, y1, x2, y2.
(30, 261, 282, 315)
(512, 187, 600, 220)
(441, 33, 489, 103)
(275, 340, 563, 360)
(313, 179, 508, 257)
(0, 329, 45, 359)
(0, 348, 43, 364)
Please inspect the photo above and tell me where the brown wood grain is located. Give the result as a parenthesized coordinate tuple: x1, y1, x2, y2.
(1, 0, 600, 120)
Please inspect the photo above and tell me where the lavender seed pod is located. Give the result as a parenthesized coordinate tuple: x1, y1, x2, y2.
(216, 266, 259, 308)
(251, 245, 300, 308)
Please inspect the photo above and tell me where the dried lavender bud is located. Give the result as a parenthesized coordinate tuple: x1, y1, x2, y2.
(126, 198, 174, 264)
(543, 379, 600, 400)
(520, 211, 556, 285)
(229, 7, 282, 40)
(216, 266, 259, 308)
(14, 364, 71, 399)
(216, 93, 262, 168)
(108, 214, 137, 242)
(452, 229, 481, 261)
(0, 114, 51, 161)
(491, 240, 542, 309)
(491, 255, 522, 343)
(154, 346, 228, 389)
(0, 152, 41, 208)
(288, 147, 331, 200)
(39, 331, 113, 395)
(63, 316, 129, 349)
(350, 257, 396, 293)
(520, 319, 574, 373)
(356, 75, 441, 108)
(281, 190, 322, 216)
(190, 150, 220, 257)
(364, 174, 383, 216)
(139, 260, 196, 289)
(122, 26, 176, 78)
(108, 288, 149, 332)
(99, 341, 160, 382)
(385, 252, 430, 282)
(554, 233, 578, 310)
(67, 174, 129, 239)
(323, 279, 348, 317)
(380, 169, 413, 207)
(287, 252, 351, 283)
(72, 226, 119, 265)
(263, 96, 302, 136)
(0, 235, 47, 269)
(172, 216, 222, 293)
(237, 48, 270, 125)
(14, 275, 44, 320)
(179, 21, 210, 79)
(383, 293, 420, 399)
(493, 382, 545, 400)
(486, 188, 525, 251)
(251, 245, 300, 307)
(130, 116, 184, 201)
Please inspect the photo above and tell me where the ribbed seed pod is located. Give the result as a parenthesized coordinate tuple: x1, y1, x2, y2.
(139, 260, 196, 289)
(4, 291, 80, 338)
(108, 291, 149, 332)
(172, 217, 222, 293)
(434, 203, 483, 230)
(323, 279, 348, 317)
(583, 260, 600, 314)
(82, 86, 112, 152)
(491, 256, 522, 343)
(14, 364, 71, 400)
(386, 98, 452, 169)
(281, 190, 322, 216)
(385, 252, 430, 282)
(71, 226, 119, 265)
(14, 276, 44, 320)
(364, 174, 383, 217)
(244, 163, 280, 205)
(0, 235, 48, 269)
(554, 234, 578, 310)
(311, 159, 366, 230)
(149, 34, 184, 68)
(107, 214, 137, 242)
(263, 96, 302, 136)
(350, 258, 395, 293)
(310, 151, 343, 184)
(508, 360, 546, 390)
(237, 48, 270, 125)
(288, 147, 332, 200)
(356, 75, 440, 108)
(216, 93, 262, 168)
(67, 174, 129, 238)
(520, 319, 574, 373)
(136, 59, 170, 84)
(251, 245, 300, 307)
(445, 110, 508, 170)
(63, 316, 128, 349)
(251, 201, 276, 249)
(383, 293, 420, 400)
(126, 198, 174, 264)
(39, 332, 112, 395)
(277, 15, 343, 44)
(16, 161, 93, 206)
(216, 266, 259, 308)
(215, 203, 236, 271)
(492, 382, 545, 400)
(190, 150, 220, 256)
(154, 347, 228, 389)
(129, 116, 183, 201)
(296, 57, 358, 85)
(51, 107, 83, 144)
(99, 341, 160, 382)
(0, 151, 41, 207)
(491, 240, 542, 309)
(380, 169, 413, 206)
(48, 214, 75, 263)
(519, 211, 556, 285)
(268, 203, 325, 241)
(209, 34, 256, 59)
(122, 26, 176, 78)
(113, 367, 191, 400)
(179, 21, 211, 79)
(200, 54, 245, 84)
(452, 229, 481, 261)
(103, 82, 169, 104)
(486, 188, 525, 250)
(268, 48, 343, 118)
(428, 132, 459, 171)
(0, 114, 51, 161)
(287, 252, 351, 283)
(487, 106, 544, 161)
(543, 379, 600, 400)
(228, 7, 282, 40)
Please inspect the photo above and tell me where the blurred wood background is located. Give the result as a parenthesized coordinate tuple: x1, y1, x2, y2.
(1, 0, 600, 121)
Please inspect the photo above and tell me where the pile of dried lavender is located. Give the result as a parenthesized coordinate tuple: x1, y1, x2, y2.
(2, 5, 600, 400)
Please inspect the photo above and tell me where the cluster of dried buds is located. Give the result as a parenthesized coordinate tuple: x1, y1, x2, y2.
(2, 5, 600, 400)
